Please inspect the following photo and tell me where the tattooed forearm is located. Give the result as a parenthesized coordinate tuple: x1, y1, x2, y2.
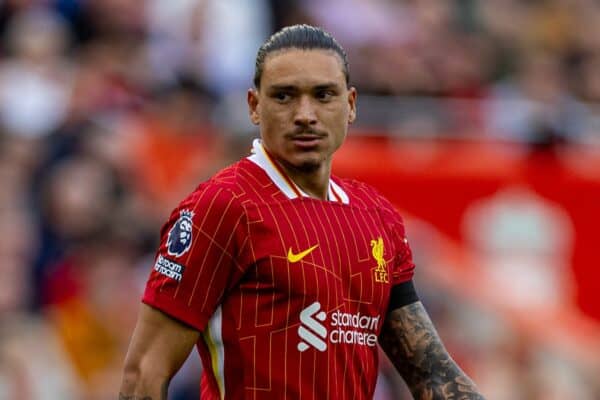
(379, 301, 485, 400)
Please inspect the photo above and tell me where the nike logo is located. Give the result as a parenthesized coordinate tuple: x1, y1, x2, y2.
(287, 244, 319, 263)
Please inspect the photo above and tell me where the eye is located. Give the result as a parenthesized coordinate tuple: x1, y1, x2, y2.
(273, 92, 291, 102)
(316, 90, 335, 102)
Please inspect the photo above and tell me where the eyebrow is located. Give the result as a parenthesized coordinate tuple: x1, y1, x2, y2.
(313, 83, 341, 90)
(267, 85, 298, 92)
(267, 82, 341, 92)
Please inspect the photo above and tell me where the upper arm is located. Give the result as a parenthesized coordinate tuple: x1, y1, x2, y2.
(379, 301, 485, 399)
(121, 303, 200, 395)
(143, 185, 250, 331)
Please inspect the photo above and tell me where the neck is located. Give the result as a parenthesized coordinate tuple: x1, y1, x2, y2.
(257, 140, 333, 200)
(279, 159, 331, 200)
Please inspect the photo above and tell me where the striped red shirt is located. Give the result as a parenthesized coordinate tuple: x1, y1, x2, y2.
(143, 140, 415, 400)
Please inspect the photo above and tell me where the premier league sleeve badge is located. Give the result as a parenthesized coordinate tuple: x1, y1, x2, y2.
(167, 209, 195, 257)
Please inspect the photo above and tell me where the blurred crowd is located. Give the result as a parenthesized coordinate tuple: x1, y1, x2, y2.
(0, 0, 599, 399)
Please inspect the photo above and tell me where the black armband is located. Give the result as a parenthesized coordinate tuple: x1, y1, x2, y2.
(387, 280, 419, 313)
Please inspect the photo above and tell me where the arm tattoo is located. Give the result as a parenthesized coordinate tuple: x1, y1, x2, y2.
(118, 395, 152, 400)
(379, 302, 485, 399)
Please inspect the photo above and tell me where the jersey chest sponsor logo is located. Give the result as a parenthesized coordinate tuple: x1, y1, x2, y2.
(167, 209, 194, 257)
(371, 237, 389, 283)
(297, 302, 380, 352)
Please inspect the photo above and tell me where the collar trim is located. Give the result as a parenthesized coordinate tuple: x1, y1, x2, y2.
(247, 139, 349, 204)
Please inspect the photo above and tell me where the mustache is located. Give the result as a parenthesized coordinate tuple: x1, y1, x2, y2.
(288, 127, 326, 137)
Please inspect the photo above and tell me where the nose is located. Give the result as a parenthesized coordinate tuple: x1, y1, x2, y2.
(294, 96, 317, 127)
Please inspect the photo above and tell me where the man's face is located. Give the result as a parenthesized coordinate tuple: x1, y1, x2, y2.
(248, 49, 357, 172)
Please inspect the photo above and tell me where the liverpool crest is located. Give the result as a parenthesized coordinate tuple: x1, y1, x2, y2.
(370, 237, 388, 283)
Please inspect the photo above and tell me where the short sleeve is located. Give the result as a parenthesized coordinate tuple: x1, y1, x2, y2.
(142, 183, 250, 331)
(390, 220, 415, 285)
(379, 199, 415, 286)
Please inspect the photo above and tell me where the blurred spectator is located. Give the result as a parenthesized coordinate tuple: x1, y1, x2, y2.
(575, 51, 600, 103)
(65, 0, 146, 41)
(118, 78, 228, 220)
(42, 229, 141, 399)
(0, 181, 82, 399)
(0, 7, 73, 139)
(145, 0, 271, 96)
(485, 49, 588, 145)
(0, 313, 82, 399)
(38, 156, 118, 248)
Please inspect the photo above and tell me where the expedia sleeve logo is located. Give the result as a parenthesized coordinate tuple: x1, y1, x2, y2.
(167, 209, 194, 257)
(154, 255, 185, 282)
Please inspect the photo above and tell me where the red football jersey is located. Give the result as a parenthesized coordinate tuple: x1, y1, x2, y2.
(143, 139, 415, 399)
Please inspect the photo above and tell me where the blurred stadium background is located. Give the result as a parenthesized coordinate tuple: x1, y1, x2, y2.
(1, 0, 600, 399)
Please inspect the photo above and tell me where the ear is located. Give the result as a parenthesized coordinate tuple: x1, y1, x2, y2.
(247, 88, 260, 125)
(347, 87, 357, 124)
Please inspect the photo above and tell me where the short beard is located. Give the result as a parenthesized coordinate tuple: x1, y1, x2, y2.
(281, 157, 321, 174)
(295, 160, 321, 173)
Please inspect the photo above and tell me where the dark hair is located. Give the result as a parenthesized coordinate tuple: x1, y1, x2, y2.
(253, 24, 350, 88)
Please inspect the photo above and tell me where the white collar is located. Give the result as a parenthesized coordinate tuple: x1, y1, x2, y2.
(247, 139, 349, 203)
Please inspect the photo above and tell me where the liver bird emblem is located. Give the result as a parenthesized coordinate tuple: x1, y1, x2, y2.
(370, 237, 388, 283)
